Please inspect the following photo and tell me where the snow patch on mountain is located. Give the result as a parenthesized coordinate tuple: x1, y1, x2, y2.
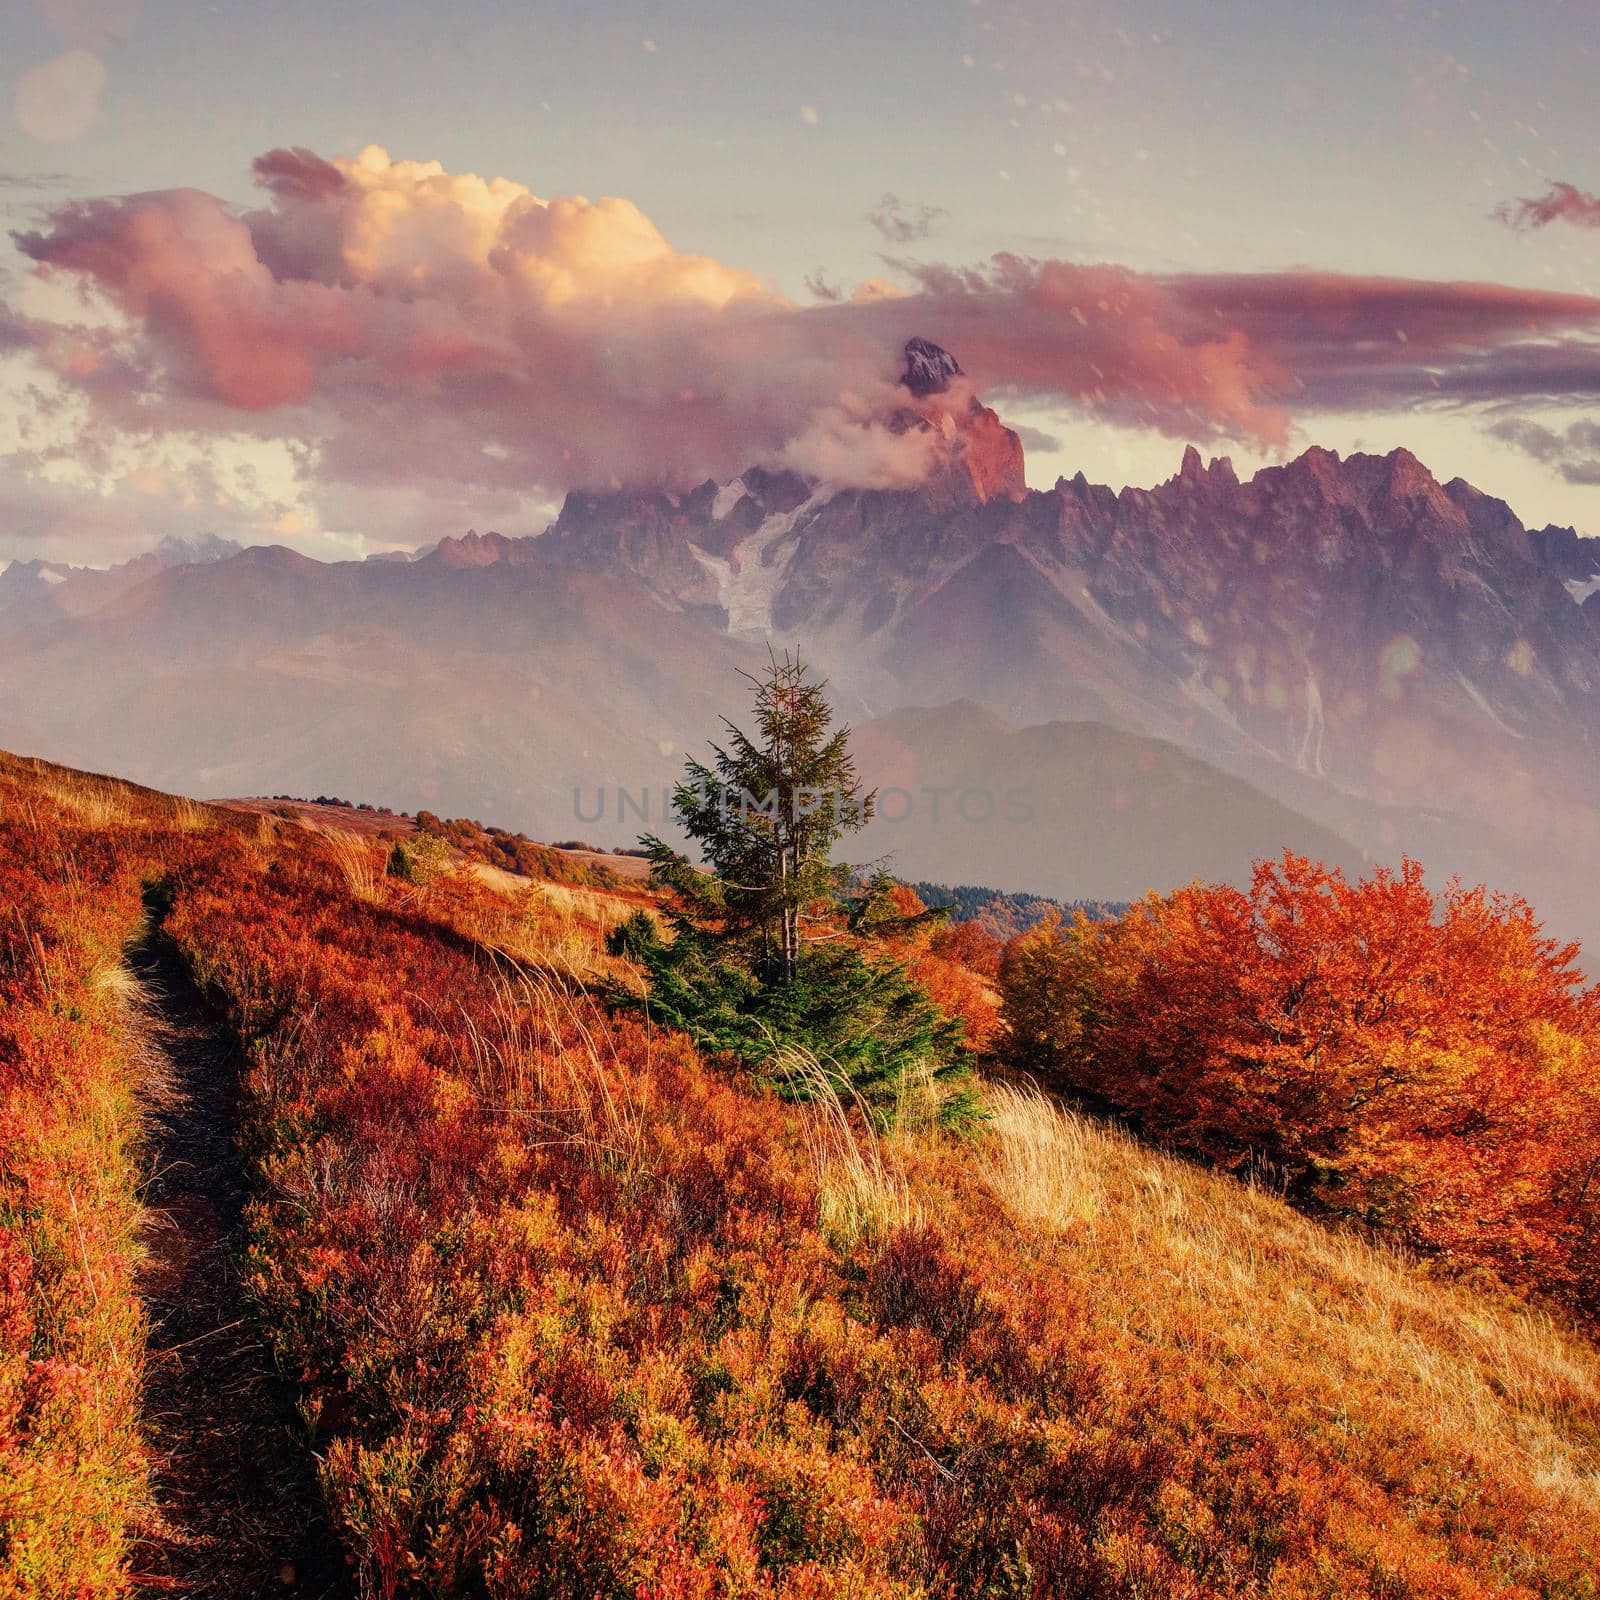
(155, 532, 243, 566)
(1566, 576, 1600, 605)
(691, 495, 818, 637)
(1296, 672, 1327, 775)
(711, 477, 747, 521)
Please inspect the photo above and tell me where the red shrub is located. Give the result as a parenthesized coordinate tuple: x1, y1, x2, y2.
(1000, 852, 1600, 1312)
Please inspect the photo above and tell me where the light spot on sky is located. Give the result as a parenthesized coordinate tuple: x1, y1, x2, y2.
(14, 50, 107, 143)
(799, 105, 819, 125)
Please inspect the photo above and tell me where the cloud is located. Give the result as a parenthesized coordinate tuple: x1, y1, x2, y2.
(868, 193, 947, 245)
(778, 394, 940, 489)
(803, 270, 843, 302)
(0, 302, 29, 353)
(1013, 423, 1064, 454)
(0, 171, 74, 191)
(1487, 416, 1600, 486)
(8, 144, 1600, 537)
(1495, 182, 1600, 231)
(0, 440, 307, 565)
(869, 255, 1600, 444)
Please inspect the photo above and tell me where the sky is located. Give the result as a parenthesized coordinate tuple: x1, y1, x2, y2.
(1, 0, 1599, 563)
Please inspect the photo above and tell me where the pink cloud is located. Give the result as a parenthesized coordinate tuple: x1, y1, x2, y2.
(1496, 181, 1600, 231)
(871, 257, 1600, 435)
(10, 145, 1600, 522)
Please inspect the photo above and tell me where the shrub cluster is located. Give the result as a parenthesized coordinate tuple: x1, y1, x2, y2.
(909, 881, 1126, 941)
(413, 810, 621, 886)
(999, 852, 1600, 1315)
(5, 758, 1600, 1597)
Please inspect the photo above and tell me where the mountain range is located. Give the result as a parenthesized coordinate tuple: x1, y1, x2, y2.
(4, 340, 1597, 948)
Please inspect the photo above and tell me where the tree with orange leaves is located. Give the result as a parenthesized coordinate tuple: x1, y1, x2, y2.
(1000, 853, 1600, 1312)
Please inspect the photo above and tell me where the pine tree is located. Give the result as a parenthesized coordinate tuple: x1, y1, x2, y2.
(619, 654, 977, 1126)
(643, 651, 874, 984)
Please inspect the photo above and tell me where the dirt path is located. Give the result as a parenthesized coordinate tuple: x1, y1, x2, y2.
(127, 931, 347, 1598)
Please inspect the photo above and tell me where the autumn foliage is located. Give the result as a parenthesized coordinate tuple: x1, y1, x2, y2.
(160, 827, 1600, 1594)
(0, 760, 168, 1594)
(1000, 852, 1600, 1313)
(4, 757, 1600, 1596)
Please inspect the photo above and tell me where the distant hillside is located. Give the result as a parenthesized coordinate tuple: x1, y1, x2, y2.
(852, 702, 1367, 904)
(908, 879, 1126, 939)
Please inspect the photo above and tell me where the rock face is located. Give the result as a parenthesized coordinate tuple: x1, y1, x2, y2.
(901, 336, 963, 398)
(1530, 523, 1600, 581)
(893, 337, 1027, 505)
(525, 421, 1600, 946)
(549, 434, 1599, 793)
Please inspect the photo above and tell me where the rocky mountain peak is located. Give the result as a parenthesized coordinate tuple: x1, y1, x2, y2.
(1168, 446, 1240, 493)
(153, 532, 243, 568)
(1530, 523, 1600, 582)
(901, 336, 963, 398)
(427, 529, 520, 568)
(888, 339, 1026, 504)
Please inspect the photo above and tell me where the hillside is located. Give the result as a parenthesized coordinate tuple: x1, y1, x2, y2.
(852, 702, 1368, 900)
(3, 748, 1598, 1596)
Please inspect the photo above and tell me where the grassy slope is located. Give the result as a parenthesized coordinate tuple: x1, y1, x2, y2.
(0, 756, 201, 1595)
(0, 751, 1597, 1596)
(962, 1086, 1600, 1587)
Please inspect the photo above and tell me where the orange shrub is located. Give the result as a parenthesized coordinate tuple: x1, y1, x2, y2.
(160, 823, 1600, 1595)
(7, 756, 1597, 1596)
(1000, 852, 1600, 1313)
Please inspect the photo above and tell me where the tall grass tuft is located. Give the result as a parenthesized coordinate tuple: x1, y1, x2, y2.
(467, 868, 640, 987)
(320, 828, 384, 905)
(980, 1079, 1101, 1229)
(459, 959, 650, 1185)
(166, 795, 212, 834)
(782, 1045, 919, 1245)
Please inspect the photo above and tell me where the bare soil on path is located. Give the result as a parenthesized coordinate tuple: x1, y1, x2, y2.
(126, 930, 348, 1598)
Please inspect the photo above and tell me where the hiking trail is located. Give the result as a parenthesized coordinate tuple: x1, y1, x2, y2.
(127, 930, 346, 1598)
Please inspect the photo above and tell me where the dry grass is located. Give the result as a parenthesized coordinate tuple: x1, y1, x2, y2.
(0, 781, 153, 1595)
(164, 796, 212, 834)
(7, 746, 1599, 1592)
(33, 771, 134, 830)
(784, 1046, 920, 1245)
(965, 1080, 1600, 1516)
(458, 960, 650, 1184)
(319, 828, 385, 905)
(463, 865, 643, 988)
(979, 1079, 1101, 1228)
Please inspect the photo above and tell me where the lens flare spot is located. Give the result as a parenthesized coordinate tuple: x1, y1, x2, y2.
(14, 50, 107, 144)
(1378, 634, 1421, 700)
